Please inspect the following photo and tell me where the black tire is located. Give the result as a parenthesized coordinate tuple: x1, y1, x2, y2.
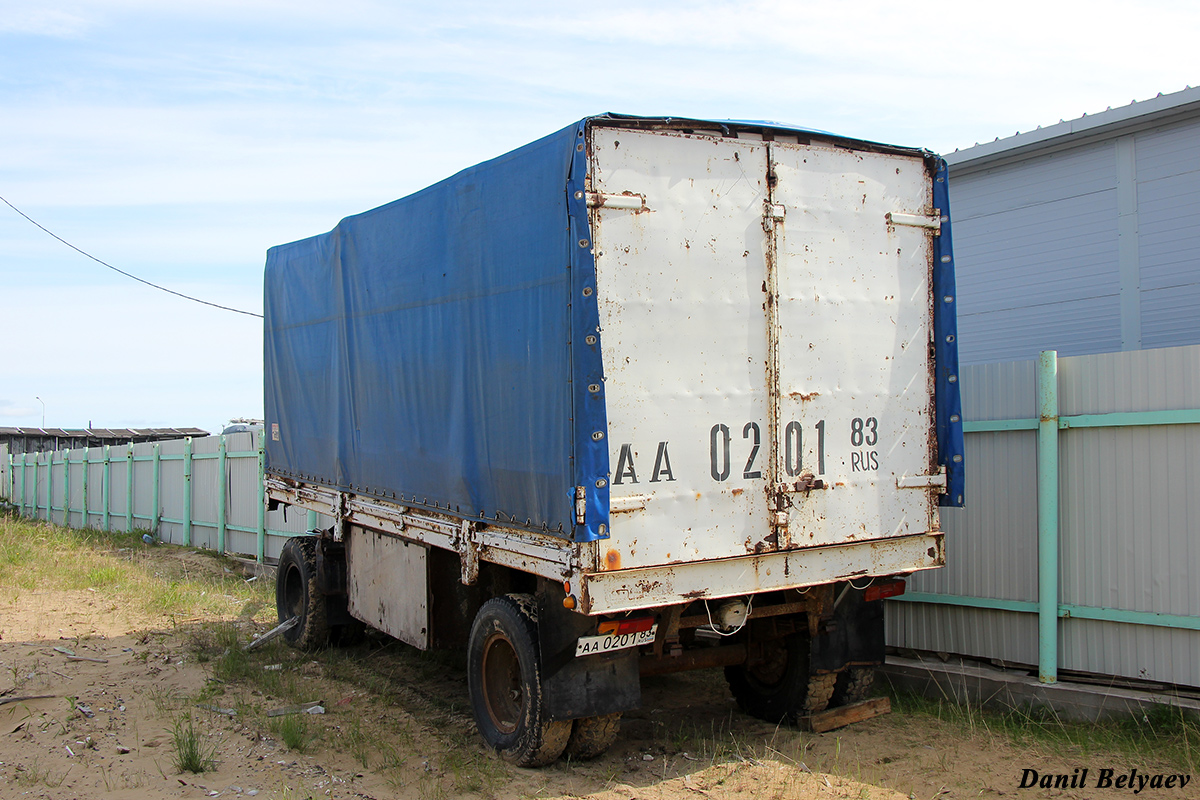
(725, 634, 835, 724)
(564, 713, 621, 761)
(275, 537, 329, 651)
(831, 666, 875, 706)
(467, 594, 571, 767)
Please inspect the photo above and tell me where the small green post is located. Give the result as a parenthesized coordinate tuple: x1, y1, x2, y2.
(1037, 350, 1060, 685)
(81, 450, 90, 528)
(46, 451, 53, 523)
(151, 443, 161, 534)
(183, 437, 193, 547)
(306, 509, 318, 535)
(102, 445, 111, 532)
(63, 449, 71, 527)
(217, 435, 228, 555)
(125, 444, 134, 532)
(5, 452, 11, 509)
(256, 434, 266, 564)
(33, 452, 40, 520)
(20, 453, 28, 516)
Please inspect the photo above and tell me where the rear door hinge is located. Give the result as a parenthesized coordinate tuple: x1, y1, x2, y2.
(897, 467, 947, 491)
(886, 209, 942, 234)
(586, 192, 647, 212)
(574, 486, 587, 525)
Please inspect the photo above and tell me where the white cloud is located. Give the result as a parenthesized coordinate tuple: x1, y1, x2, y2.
(0, 8, 91, 37)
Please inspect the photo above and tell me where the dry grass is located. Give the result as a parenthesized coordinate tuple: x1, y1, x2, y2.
(0, 513, 274, 622)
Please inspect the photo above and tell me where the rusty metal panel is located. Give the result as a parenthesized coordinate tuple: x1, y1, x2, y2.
(583, 532, 942, 615)
(771, 143, 940, 547)
(590, 127, 942, 575)
(589, 127, 772, 570)
(346, 525, 429, 649)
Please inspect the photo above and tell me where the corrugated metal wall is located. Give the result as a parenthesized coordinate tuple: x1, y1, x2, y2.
(2, 431, 321, 563)
(888, 344, 1200, 688)
(950, 114, 1200, 364)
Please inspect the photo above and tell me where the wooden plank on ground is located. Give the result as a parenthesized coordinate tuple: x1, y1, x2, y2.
(804, 697, 891, 733)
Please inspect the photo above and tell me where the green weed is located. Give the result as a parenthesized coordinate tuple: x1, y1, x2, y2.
(270, 713, 313, 752)
(170, 714, 218, 773)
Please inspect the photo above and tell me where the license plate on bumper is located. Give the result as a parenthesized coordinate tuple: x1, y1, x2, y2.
(575, 624, 658, 657)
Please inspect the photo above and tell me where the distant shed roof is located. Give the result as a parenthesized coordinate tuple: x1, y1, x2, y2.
(0, 427, 208, 439)
(0, 427, 210, 455)
(946, 85, 1200, 173)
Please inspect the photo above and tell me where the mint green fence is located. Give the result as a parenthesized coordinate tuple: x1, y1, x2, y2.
(887, 344, 1200, 689)
(2, 431, 317, 563)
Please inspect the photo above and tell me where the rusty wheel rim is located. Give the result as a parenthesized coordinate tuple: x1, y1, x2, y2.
(481, 631, 522, 735)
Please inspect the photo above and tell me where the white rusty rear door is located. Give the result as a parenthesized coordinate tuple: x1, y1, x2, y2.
(588, 126, 939, 574)
(768, 142, 939, 548)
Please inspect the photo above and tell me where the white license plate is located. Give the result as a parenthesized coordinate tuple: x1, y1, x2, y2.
(575, 624, 658, 657)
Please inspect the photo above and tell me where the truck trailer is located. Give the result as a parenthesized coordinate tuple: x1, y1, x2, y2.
(263, 114, 964, 766)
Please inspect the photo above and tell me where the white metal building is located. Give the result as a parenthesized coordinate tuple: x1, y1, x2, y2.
(947, 86, 1200, 364)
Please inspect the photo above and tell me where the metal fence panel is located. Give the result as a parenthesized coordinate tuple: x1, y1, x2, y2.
(888, 344, 1200, 688)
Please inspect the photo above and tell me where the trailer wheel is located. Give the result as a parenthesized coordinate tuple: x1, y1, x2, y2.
(831, 666, 875, 706)
(275, 537, 329, 651)
(725, 634, 834, 723)
(564, 713, 621, 761)
(467, 594, 571, 767)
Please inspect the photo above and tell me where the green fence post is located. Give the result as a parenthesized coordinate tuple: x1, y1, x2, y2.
(125, 444, 134, 532)
(217, 435, 228, 555)
(151, 443, 161, 534)
(33, 452, 41, 520)
(256, 434, 266, 563)
(63, 449, 71, 527)
(183, 437, 193, 547)
(81, 450, 89, 528)
(1037, 349, 1060, 684)
(5, 452, 11, 508)
(46, 451, 53, 524)
(102, 445, 111, 532)
(17, 453, 25, 515)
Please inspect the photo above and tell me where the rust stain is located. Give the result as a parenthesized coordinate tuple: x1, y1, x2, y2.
(788, 391, 820, 401)
(605, 549, 621, 570)
(732, 488, 744, 497)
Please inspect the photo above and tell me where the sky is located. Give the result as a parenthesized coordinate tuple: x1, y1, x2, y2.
(2, 0, 1197, 435)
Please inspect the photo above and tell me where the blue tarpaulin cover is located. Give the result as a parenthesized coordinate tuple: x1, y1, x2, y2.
(264, 115, 965, 545)
(265, 122, 585, 536)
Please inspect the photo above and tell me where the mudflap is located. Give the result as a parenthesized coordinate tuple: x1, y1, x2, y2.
(536, 584, 642, 722)
(808, 588, 885, 672)
(314, 538, 355, 626)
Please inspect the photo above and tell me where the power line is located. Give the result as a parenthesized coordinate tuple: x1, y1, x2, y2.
(0, 193, 263, 319)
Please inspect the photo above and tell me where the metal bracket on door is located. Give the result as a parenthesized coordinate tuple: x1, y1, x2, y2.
(886, 210, 942, 234)
(896, 469, 947, 490)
